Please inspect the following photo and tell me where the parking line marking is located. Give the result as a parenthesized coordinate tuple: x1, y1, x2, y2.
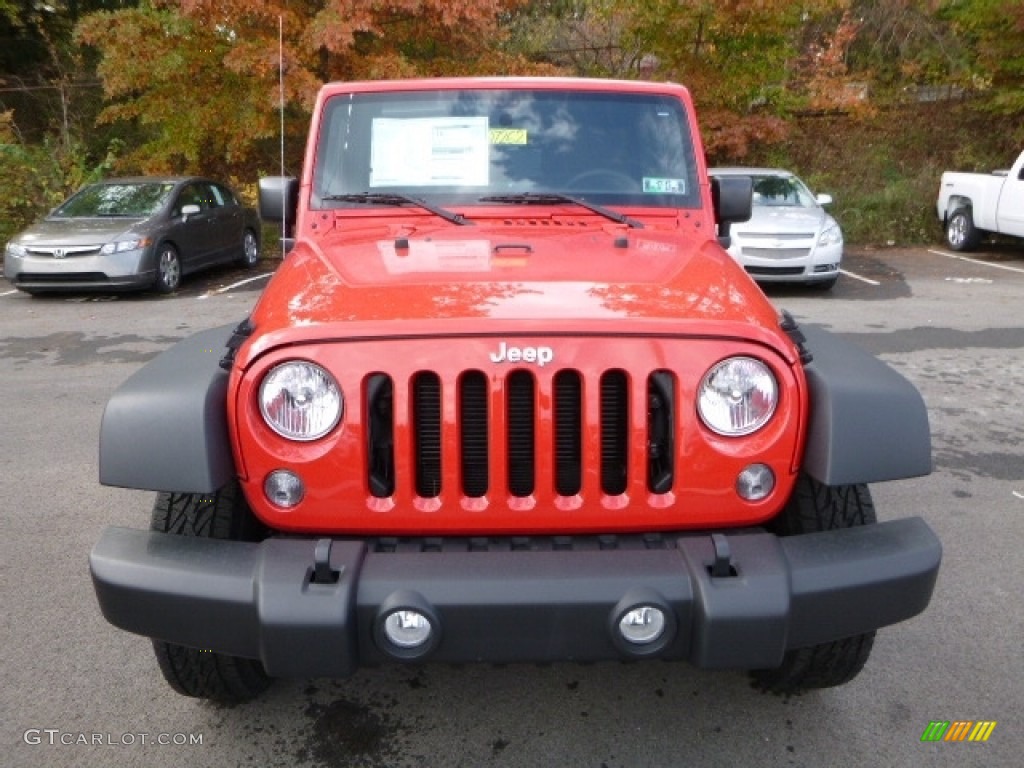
(927, 249, 1024, 274)
(840, 269, 880, 286)
(197, 272, 273, 299)
(1, 289, 17, 297)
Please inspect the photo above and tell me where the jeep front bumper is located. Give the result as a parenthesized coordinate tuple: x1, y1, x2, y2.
(90, 518, 940, 678)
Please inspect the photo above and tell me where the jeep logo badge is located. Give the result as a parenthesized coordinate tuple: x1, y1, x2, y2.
(489, 341, 554, 367)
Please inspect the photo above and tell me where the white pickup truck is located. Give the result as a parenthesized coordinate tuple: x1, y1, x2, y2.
(936, 150, 1024, 250)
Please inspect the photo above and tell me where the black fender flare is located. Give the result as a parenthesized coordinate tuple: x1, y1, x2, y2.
(99, 324, 237, 493)
(800, 324, 932, 486)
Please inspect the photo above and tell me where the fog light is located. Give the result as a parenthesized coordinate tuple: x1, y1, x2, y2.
(618, 606, 666, 645)
(736, 464, 775, 501)
(383, 610, 434, 649)
(264, 470, 304, 508)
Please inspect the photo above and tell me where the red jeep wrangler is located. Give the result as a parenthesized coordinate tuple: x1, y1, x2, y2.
(91, 77, 940, 702)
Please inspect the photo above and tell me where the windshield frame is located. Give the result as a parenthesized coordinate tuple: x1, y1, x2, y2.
(311, 87, 702, 213)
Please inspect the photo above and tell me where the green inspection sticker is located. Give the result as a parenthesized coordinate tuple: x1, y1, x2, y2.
(643, 177, 686, 194)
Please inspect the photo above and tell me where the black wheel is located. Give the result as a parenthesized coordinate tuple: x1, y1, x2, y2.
(946, 207, 981, 251)
(149, 484, 272, 702)
(750, 474, 877, 694)
(809, 276, 838, 291)
(154, 243, 182, 293)
(238, 228, 260, 268)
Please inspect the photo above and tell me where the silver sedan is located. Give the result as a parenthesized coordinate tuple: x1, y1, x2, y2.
(3, 176, 261, 295)
(710, 168, 843, 290)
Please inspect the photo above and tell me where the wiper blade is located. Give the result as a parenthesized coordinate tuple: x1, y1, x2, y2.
(323, 192, 473, 226)
(478, 193, 644, 229)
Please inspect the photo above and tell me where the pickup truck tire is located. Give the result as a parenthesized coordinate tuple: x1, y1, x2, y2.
(749, 475, 877, 694)
(149, 484, 272, 702)
(946, 207, 982, 251)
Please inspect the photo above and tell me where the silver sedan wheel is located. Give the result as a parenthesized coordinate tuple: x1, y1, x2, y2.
(155, 244, 181, 293)
(241, 229, 259, 267)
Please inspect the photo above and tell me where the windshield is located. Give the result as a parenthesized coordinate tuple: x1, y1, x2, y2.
(53, 182, 175, 218)
(312, 88, 700, 210)
(751, 176, 817, 208)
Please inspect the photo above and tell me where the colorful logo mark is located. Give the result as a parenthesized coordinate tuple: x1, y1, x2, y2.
(921, 721, 997, 742)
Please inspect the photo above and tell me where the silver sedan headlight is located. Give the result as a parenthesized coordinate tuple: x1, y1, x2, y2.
(6, 242, 27, 257)
(259, 361, 343, 441)
(100, 236, 153, 255)
(698, 357, 778, 436)
(817, 222, 842, 247)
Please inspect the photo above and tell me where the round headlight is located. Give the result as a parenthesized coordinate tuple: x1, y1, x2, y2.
(259, 361, 343, 441)
(698, 357, 778, 436)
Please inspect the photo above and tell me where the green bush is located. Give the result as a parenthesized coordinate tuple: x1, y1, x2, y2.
(748, 100, 1019, 247)
(0, 110, 120, 255)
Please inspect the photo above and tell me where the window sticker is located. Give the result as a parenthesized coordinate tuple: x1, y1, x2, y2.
(370, 116, 490, 187)
(643, 178, 687, 194)
(490, 128, 528, 145)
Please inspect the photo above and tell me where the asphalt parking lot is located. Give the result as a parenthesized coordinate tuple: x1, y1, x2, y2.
(1, 246, 1022, 768)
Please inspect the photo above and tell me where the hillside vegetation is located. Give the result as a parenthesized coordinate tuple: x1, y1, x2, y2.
(2, 1, 1022, 248)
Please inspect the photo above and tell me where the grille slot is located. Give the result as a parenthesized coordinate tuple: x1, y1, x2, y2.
(366, 374, 394, 497)
(600, 370, 629, 495)
(506, 371, 536, 497)
(554, 370, 582, 496)
(647, 371, 676, 494)
(460, 371, 489, 497)
(413, 372, 442, 497)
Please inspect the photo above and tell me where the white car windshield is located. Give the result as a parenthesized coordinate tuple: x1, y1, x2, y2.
(751, 176, 817, 208)
(312, 88, 700, 209)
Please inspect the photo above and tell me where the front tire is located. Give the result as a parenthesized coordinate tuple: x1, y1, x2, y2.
(238, 228, 260, 268)
(149, 484, 272, 702)
(946, 207, 981, 251)
(809, 276, 838, 291)
(154, 243, 182, 293)
(750, 475, 877, 694)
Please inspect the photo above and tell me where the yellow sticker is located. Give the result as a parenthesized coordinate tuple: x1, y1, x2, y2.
(490, 128, 528, 145)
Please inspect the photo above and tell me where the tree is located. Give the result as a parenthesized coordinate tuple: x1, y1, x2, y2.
(617, 0, 850, 158)
(75, 0, 550, 176)
(942, 0, 1024, 118)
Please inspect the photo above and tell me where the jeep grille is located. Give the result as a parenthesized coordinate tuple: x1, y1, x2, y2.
(365, 369, 677, 502)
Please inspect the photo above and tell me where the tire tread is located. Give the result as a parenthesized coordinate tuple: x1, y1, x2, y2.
(149, 484, 271, 702)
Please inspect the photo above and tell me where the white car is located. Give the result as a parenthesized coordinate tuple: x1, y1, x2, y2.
(710, 168, 843, 290)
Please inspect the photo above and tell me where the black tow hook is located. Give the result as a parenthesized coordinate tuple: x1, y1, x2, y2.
(312, 538, 341, 584)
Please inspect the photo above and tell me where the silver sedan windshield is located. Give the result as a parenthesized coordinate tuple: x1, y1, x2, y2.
(54, 183, 175, 218)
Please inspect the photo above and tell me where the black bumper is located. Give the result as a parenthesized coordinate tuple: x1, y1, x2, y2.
(90, 519, 941, 678)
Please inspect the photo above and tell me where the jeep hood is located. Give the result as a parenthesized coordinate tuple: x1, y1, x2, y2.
(243, 221, 785, 364)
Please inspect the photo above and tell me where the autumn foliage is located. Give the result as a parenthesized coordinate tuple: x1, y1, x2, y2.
(0, 0, 1020, 242)
(76, 0, 552, 174)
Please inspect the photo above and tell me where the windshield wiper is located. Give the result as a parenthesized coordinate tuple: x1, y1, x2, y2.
(478, 193, 644, 229)
(322, 192, 473, 226)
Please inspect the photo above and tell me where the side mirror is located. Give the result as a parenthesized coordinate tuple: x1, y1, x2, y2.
(259, 176, 299, 236)
(815, 193, 833, 206)
(180, 203, 201, 220)
(711, 176, 752, 248)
